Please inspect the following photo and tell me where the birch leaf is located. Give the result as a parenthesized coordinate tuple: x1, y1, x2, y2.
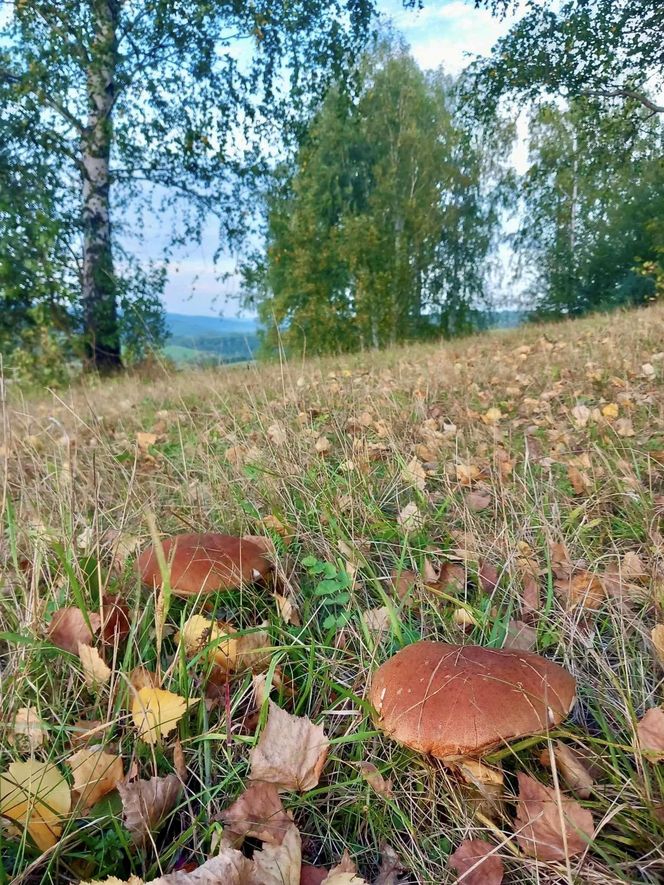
(10, 706, 47, 752)
(68, 748, 124, 809)
(118, 773, 181, 845)
(78, 643, 112, 688)
(131, 688, 194, 744)
(0, 760, 71, 851)
(222, 781, 293, 844)
(249, 701, 329, 792)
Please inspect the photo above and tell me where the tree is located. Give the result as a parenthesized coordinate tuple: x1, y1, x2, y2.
(473, 1, 663, 117)
(516, 98, 664, 316)
(1, 1, 418, 372)
(244, 42, 511, 355)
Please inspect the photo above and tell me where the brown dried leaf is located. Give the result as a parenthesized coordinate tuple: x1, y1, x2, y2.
(373, 843, 405, 885)
(235, 628, 273, 672)
(222, 781, 293, 845)
(136, 431, 158, 451)
(99, 593, 131, 645)
(449, 839, 503, 885)
(10, 706, 47, 752)
(173, 739, 187, 782)
(118, 773, 181, 845)
(514, 772, 594, 860)
(503, 620, 537, 651)
(250, 822, 300, 885)
(275, 593, 301, 626)
(48, 607, 101, 655)
(358, 761, 393, 799)
(401, 456, 426, 491)
(397, 502, 423, 532)
(362, 607, 391, 635)
(478, 561, 499, 594)
(555, 570, 605, 610)
(636, 707, 664, 760)
(129, 666, 160, 693)
(300, 866, 329, 885)
(249, 701, 329, 792)
(567, 464, 590, 495)
(68, 748, 124, 809)
(539, 742, 594, 798)
(651, 625, 664, 666)
(389, 568, 418, 604)
(466, 490, 491, 512)
(149, 848, 252, 884)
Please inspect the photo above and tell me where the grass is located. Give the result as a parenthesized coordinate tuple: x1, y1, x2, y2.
(1, 303, 663, 883)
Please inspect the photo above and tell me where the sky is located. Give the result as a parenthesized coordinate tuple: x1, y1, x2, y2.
(146, 0, 525, 317)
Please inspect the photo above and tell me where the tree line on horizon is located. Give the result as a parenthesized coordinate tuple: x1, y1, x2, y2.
(0, 0, 661, 381)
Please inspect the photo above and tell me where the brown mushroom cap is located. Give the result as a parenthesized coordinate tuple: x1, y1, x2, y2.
(137, 533, 271, 597)
(369, 641, 576, 761)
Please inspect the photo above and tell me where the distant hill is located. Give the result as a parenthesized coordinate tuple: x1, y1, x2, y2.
(165, 312, 259, 365)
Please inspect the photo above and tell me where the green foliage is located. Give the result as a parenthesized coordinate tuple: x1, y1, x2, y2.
(474, 1, 663, 118)
(517, 99, 664, 316)
(2, 0, 415, 375)
(244, 41, 513, 356)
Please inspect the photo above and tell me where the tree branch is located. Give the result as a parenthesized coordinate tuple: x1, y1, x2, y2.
(588, 87, 664, 114)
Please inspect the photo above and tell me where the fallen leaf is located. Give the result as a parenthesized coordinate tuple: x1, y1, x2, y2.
(132, 688, 194, 744)
(315, 436, 331, 455)
(478, 561, 499, 594)
(251, 823, 301, 885)
(615, 418, 634, 437)
(453, 608, 478, 631)
(118, 773, 181, 846)
(466, 490, 491, 511)
(99, 594, 131, 644)
(136, 431, 157, 451)
(482, 407, 502, 425)
(267, 422, 288, 446)
(455, 759, 505, 812)
(249, 700, 329, 792)
(275, 593, 301, 626)
(301, 865, 330, 885)
(539, 742, 594, 798)
(150, 849, 252, 883)
(601, 402, 619, 419)
(401, 456, 426, 491)
(503, 620, 537, 651)
(635, 707, 664, 760)
(651, 625, 664, 666)
(69, 719, 110, 747)
(322, 849, 367, 884)
(620, 551, 647, 582)
(173, 739, 187, 782)
(397, 501, 423, 532)
(68, 748, 124, 809)
(235, 628, 273, 672)
(571, 404, 591, 428)
(222, 781, 293, 845)
(10, 706, 47, 752)
(129, 666, 160, 693)
(177, 614, 237, 671)
(456, 463, 481, 486)
(358, 761, 393, 799)
(78, 643, 112, 689)
(373, 843, 405, 885)
(555, 570, 605, 609)
(48, 607, 101, 655)
(567, 464, 590, 495)
(389, 568, 418, 603)
(449, 839, 503, 885)
(514, 772, 594, 860)
(0, 760, 71, 851)
(362, 607, 391, 635)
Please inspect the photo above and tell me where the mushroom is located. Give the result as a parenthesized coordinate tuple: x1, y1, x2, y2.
(369, 641, 576, 761)
(137, 533, 272, 597)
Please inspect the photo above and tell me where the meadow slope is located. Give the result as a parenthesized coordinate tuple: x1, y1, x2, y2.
(1, 304, 664, 883)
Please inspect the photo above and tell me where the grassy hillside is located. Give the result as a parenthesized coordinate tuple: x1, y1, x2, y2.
(165, 312, 259, 364)
(1, 304, 663, 883)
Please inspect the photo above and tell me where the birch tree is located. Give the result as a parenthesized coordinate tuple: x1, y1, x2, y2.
(1, 0, 415, 371)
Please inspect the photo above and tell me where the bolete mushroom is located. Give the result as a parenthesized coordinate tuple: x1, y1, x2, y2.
(137, 533, 271, 598)
(369, 641, 576, 761)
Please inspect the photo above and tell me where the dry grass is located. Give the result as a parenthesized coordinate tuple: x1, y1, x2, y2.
(1, 304, 664, 883)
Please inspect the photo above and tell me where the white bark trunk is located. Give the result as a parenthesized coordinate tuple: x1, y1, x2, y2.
(81, 0, 121, 371)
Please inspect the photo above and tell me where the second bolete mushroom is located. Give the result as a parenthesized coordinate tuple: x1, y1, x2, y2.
(369, 641, 576, 761)
(137, 532, 272, 598)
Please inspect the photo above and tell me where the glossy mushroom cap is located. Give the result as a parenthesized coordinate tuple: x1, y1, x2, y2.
(137, 533, 271, 597)
(369, 641, 576, 761)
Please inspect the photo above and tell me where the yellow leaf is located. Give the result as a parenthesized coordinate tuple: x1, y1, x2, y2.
(176, 614, 238, 671)
(68, 748, 124, 809)
(131, 688, 194, 744)
(601, 402, 619, 419)
(78, 643, 112, 689)
(0, 760, 70, 851)
(482, 407, 502, 425)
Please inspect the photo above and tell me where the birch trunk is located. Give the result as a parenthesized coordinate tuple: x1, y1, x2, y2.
(81, 0, 121, 371)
